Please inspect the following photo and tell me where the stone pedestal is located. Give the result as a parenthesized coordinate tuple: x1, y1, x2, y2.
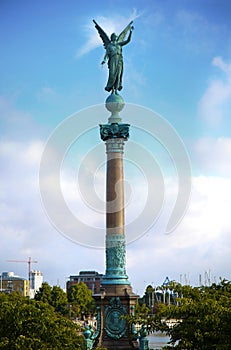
(94, 288, 139, 350)
(93, 94, 139, 349)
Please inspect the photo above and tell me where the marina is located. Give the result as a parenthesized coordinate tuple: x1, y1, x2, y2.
(147, 332, 170, 349)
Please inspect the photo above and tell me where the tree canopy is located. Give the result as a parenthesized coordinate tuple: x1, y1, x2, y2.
(67, 282, 96, 318)
(35, 282, 69, 316)
(132, 279, 231, 350)
(0, 292, 84, 349)
(162, 280, 231, 349)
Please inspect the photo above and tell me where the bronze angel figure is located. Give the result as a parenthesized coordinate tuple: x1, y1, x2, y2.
(93, 19, 134, 94)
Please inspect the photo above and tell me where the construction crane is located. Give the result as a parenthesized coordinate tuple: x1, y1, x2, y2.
(6, 257, 38, 286)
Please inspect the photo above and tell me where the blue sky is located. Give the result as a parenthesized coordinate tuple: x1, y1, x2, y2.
(1, 0, 231, 294)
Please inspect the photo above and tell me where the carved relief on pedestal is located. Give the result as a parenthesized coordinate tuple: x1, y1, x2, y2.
(104, 297, 127, 340)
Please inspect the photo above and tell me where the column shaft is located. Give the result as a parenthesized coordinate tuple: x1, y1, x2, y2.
(106, 151, 124, 234)
(102, 138, 129, 285)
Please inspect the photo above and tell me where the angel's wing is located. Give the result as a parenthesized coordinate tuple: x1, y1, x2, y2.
(117, 21, 133, 42)
(93, 19, 110, 48)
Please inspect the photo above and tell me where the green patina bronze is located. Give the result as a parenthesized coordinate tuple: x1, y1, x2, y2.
(138, 326, 149, 350)
(93, 19, 134, 94)
(102, 233, 129, 285)
(104, 297, 127, 340)
(105, 93, 125, 122)
(99, 123, 130, 141)
(83, 306, 101, 349)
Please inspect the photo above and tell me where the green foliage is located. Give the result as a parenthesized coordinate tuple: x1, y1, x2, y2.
(134, 302, 150, 319)
(35, 282, 68, 316)
(35, 281, 96, 319)
(51, 285, 69, 315)
(0, 292, 84, 349)
(165, 280, 231, 349)
(34, 282, 52, 304)
(142, 279, 231, 349)
(127, 301, 168, 334)
(67, 282, 96, 317)
(145, 284, 154, 293)
(132, 280, 231, 349)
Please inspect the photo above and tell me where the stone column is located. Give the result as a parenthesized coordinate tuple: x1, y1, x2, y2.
(93, 94, 139, 349)
(102, 137, 130, 286)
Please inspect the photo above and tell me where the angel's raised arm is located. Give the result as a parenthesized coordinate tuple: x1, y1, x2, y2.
(93, 19, 110, 48)
(120, 27, 133, 47)
(117, 21, 134, 43)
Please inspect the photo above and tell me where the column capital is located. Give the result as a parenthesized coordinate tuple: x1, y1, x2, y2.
(99, 123, 130, 142)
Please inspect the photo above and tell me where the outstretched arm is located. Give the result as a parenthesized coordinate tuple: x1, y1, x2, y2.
(120, 27, 133, 47)
(101, 52, 108, 65)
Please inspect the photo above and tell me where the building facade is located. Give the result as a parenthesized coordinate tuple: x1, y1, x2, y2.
(30, 270, 43, 298)
(0, 272, 30, 297)
(66, 271, 103, 294)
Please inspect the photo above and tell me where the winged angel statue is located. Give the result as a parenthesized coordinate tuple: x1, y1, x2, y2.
(93, 19, 134, 94)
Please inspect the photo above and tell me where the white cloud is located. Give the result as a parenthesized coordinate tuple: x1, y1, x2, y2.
(76, 9, 141, 57)
(198, 56, 231, 125)
(1, 132, 231, 294)
(127, 175, 231, 293)
(213, 56, 231, 74)
(192, 136, 231, 176)
(0, 95, 43, 141)
(0, 137, 104, 285)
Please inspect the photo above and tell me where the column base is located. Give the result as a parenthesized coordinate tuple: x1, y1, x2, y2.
(93, 284, 139, 350)
(102, 275, 131, 286)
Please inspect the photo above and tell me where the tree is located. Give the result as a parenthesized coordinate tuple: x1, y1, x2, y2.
(35, 282, 68, 316)
(127, 300, 167, 335)
(51, 285, 69, 316)
(161, 280, 231, 349)
(129, 280, 231, 349)
(34, 282, 52, 304)
(0, 292, 84, 349)
(140, 280, 231, 349)
(67, 282, 96, 318)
